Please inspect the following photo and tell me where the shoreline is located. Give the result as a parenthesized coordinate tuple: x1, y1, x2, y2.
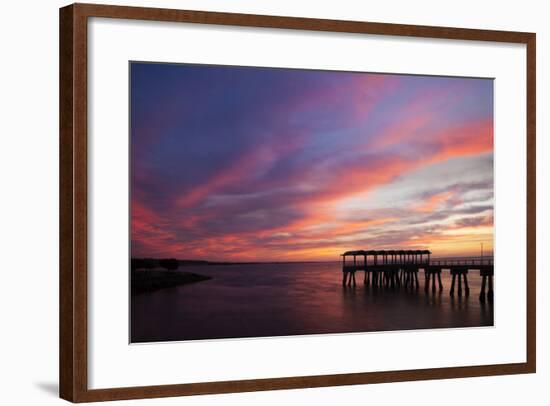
(133, 258, 341, 266)
(131, 269, 212, 295)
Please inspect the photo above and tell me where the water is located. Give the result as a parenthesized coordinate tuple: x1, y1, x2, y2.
(131, 262, 493, 343)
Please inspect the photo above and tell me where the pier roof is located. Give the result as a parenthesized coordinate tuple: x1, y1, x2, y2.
(341, 249, 431, 256)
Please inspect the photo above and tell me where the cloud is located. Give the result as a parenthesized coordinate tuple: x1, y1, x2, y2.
(130, 64, 494, 260)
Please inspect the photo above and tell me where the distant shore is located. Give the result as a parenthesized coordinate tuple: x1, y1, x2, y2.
(131, 256, 491, 268)
(132, 269, 212, 295)
(132, 257, 340, 267)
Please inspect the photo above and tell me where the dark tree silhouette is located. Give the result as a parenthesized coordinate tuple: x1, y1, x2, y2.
(159, 258, 179, 271)
(131, 258, 156, 272)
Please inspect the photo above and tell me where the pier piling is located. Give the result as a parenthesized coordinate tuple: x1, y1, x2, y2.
(463, 273, 470, 296)
(450, 273, 456, 296)
(479, 275, 487, 302)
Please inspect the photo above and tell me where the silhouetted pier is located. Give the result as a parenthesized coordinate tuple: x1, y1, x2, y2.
(341, 249, 494, 302)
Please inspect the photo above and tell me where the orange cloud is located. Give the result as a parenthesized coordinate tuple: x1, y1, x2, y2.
(168, 116, 493, 260)
(413, 191, 453, 213)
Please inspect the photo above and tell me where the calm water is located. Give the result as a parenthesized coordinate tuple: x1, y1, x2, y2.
(131, 262, 493, 343)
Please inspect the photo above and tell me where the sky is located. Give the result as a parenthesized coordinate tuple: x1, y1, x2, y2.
(130, 62, 494, 262)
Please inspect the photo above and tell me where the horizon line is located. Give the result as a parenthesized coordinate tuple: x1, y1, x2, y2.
(131, 254, 495, 265)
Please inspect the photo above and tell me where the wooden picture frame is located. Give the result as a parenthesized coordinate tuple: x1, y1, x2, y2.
(59, 3, 536, 402)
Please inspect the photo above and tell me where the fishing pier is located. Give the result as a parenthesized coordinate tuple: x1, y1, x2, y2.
(341, 249, 494, 302)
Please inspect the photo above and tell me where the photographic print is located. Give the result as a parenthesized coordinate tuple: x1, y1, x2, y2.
(130, 62, 494, 343)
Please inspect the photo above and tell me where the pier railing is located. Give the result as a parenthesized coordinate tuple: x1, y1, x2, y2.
(342, 256, 493, 269)
(429, 256, 493, 266)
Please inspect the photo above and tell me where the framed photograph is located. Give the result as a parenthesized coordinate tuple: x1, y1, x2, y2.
(59, 3, 536, 402)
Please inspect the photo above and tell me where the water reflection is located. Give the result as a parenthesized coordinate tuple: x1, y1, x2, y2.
(131, 262, 493, 343)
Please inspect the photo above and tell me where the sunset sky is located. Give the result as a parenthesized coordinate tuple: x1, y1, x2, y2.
(130, 62, 494, 262)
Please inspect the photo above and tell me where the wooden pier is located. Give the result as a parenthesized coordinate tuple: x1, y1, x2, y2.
(341, 249, 494, 302)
